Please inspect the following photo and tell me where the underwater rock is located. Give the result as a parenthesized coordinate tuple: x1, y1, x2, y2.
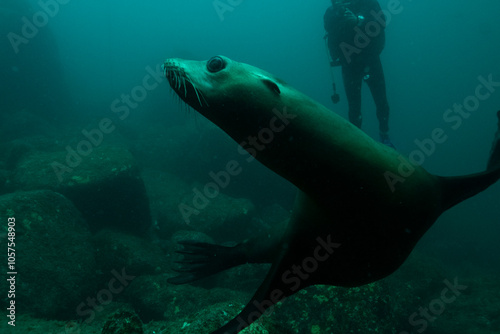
(259, 203, 291, 228)
(130, 122, 237, 179)
(142, 169, 255, 241)
(141, 169, 194, 238)
(0, 111, 55, 142)
(170, 229, 215, 245)
(101, 310, 144, 334)
(129, 123, 199, 172)
(125, 275, 211, 322)
(0, 135, 64, 172)
(150, 301, 280, 334)
(92, 229, 169, 277)
(0, 169, 10, 195)
(185, 190, 255, 239)
(0, 190, 97, 319)
(10, 145, 152, 234)
(133, 121, 293, 210)
(271, 283, 402, 334)
(1, 139, 35, 170)
(125, 274, 250, 324)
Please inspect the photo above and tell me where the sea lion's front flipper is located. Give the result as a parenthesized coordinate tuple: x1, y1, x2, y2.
(168, 222, 288, 285)
(168, 241, 246, 284)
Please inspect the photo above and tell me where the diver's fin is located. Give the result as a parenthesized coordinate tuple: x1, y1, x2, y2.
(167, 241, 246, 285)
(439, 110, 500, 211)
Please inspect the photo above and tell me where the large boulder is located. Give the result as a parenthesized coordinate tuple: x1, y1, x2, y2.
(145, 301, 280, 334)
(10, 145, 151, 234)
(0, 111, 55, 142)
(0, 190, 97, 319)
(0, 169, 9, 195)
(92, 229, 169, 278)
(125, 274, 248, 323)
(142, 169, 255, 241)
(130, 122, 295, 211)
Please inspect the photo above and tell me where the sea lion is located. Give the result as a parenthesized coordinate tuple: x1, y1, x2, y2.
(162, 55, 500, 334)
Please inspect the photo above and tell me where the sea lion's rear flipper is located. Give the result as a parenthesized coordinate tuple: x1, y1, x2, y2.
(211, 227, 339, 333)
(210, 246, 301, 334)
(168, 241, 246, 285)
(439, 110, 500, 211)
(487, 110, 500, 171)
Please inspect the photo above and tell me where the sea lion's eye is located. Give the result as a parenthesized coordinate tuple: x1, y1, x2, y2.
(207, 56, 226, 73)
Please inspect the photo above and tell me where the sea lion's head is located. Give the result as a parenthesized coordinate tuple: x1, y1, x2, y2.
(163, 55, 288, 142)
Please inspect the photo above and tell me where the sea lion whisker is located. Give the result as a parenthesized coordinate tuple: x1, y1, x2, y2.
(192, 85, 203, 107)
(182, 73, 200, 106)
(180, 73, 207, 108)
(199, 89, 209, 107)
(193, 83, 209, 107)
(171, 69, 178, 89)
(167, 68, 174, 86)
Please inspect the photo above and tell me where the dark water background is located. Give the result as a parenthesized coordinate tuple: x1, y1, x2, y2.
(1, 0, 500, 331)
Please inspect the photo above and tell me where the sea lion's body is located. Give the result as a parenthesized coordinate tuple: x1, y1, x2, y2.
(163, 56, 500, 334)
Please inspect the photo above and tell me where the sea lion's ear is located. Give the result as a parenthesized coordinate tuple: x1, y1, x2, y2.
(262, 79, 281, 95)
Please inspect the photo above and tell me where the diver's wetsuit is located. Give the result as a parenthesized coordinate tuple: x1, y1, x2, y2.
(324, 0, 390, 135)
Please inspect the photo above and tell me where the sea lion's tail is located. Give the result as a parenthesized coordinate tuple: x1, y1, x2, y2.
(439, 110, 500, 211)
(487, 110, 500, 170)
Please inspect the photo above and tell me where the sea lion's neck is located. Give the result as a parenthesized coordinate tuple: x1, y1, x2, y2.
(247, 90, 389, 196)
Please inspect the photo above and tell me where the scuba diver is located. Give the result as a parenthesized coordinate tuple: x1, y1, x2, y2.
(324, 0, 394, 147)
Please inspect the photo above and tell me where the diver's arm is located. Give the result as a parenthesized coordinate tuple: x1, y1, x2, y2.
(357, 0, 386, 28)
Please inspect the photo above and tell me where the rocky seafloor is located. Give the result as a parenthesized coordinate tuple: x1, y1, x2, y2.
(0, 110, 499, 334)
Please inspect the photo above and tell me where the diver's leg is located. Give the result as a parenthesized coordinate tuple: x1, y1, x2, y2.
(365, 56, 394, 147)
(342, 64, 363, 128)
(365, 56, 390, 136)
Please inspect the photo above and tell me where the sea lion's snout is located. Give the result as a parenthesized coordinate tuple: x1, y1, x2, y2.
(162, 60, 186, 91)
(163, 59, 208, 108)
